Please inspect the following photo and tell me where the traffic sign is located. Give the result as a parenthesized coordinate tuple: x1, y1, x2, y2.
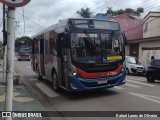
(0, 0, 31, 7)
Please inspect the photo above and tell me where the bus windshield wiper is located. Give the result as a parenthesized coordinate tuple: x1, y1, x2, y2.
(109, 31, 115, 41)
(83, 30, 96, 47)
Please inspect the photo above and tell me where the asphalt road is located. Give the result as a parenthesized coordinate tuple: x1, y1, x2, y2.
(15, 61, 160, 120)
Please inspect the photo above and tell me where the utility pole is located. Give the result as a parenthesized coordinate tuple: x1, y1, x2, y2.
(5, 6, 15, 120)
(0, 1, 31, 120)
(3, 5, 7, 84)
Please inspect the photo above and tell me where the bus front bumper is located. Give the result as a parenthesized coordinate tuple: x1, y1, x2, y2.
(68, 71, 126, 92)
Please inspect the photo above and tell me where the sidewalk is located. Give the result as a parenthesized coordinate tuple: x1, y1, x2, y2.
(0, 59, 53, 120)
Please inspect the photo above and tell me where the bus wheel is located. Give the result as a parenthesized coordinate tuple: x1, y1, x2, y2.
(52, 72, 60, 91)
(36, 67, 42, 80)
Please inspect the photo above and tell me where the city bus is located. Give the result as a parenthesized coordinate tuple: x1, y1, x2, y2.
(31, 18, 126, 92)
(17, 47, 31, 61)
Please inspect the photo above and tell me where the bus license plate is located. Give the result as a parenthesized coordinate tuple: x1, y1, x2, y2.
(97, 79, 108, 84)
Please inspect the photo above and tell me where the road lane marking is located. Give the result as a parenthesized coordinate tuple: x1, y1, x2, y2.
(129, 92, 160, 104)
(127, 80, 155, 87)
(126, 77, 146, 81)
(35, 83, 59, 97)
(114, 86, 124, 90)
(29, 79, 38, 81)
(125, 83, 140, 88)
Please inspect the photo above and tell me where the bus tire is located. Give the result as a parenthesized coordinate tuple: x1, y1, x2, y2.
(36, 66, 42, 80)
(52, 71, 61, 92)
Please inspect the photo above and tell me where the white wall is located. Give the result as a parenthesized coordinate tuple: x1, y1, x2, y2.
(139, 40, 160, 69)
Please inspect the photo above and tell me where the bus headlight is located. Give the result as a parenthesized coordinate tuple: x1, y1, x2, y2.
(72, 72, 77, 76)
(69, 70, 77, 76)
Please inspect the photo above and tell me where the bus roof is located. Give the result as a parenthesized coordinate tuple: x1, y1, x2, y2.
(31, 18, 120, 39)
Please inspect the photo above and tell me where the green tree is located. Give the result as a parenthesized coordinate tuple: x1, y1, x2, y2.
(136, 7, 144, 16)
(117, 9, 125, 15)
(15, 36, 31, 51)
(77, 8, 92, 18)
(111, 7, 144, 16)
(107, 7, 113, 15)
(125, 8, 135, 14)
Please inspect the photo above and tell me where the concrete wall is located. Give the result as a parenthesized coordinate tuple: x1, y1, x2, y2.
(138, 39, 160, 69)
(125, 46, 129, 56)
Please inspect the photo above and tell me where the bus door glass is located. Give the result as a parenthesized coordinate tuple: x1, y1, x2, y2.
(40, 37, 45, 76)
(59, 34, 68, 87)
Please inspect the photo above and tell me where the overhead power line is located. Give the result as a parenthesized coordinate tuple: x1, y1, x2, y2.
(16, 10, 45, 29)
(22, 7, 25, 36)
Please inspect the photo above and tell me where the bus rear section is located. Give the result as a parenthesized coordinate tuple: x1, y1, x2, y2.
(18, 47, 31, 61)
(31, 18, 126, 92)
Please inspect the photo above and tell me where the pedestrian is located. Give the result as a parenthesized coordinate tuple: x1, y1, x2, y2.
(151, 56, 154, 60)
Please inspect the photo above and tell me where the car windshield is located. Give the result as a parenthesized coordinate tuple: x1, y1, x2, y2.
(70, 32, 124, 64)
(127, 57, 140, 64)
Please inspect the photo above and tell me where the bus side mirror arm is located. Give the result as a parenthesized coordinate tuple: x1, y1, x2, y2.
(123, 32, 128, 45)
(64, 29, 70, 49)
(125, 36, 128, 45)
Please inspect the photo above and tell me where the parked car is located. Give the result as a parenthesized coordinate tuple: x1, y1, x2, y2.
(125, 56, 145, 75)
(146, 59, 160, 83)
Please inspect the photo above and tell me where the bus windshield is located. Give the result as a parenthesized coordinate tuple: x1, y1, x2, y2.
(19, 47, 30, 55)
(71, 32, 124, 64)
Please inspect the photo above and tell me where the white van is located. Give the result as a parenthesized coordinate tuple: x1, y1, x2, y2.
(125, 56, 145, 75)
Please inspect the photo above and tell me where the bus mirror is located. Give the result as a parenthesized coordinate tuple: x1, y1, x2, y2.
(124, 36, 128, 45)
(65, 28, 69, 34)
(64, 34, 70, 48)
(123, 32, 127, 45)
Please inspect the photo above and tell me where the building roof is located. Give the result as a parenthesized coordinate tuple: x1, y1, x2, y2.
(143, 11, 160, 22)
(111, 13, 143, 40)
(111, 13, 142, 20)
(143, 11, 160, 20)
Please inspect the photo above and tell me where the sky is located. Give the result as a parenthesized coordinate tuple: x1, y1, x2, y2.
(0, 0, 160, 41)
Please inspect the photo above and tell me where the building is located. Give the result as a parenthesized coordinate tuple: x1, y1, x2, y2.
(118, 12, 160, 69)
(139, 12, 160, 69)
(143, 12, 160, 38)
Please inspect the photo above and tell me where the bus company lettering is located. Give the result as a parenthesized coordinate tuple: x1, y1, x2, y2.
(12, 112, 42, 118)
(28, 113, 42, 117)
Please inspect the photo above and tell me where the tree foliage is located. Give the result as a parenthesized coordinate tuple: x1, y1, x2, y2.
(77, 8, 92, 18)
(107, 7, 113, 15)
(136, 7, 144, 15)
(108, 7, 144, 16)
(15, 36, 31, 51)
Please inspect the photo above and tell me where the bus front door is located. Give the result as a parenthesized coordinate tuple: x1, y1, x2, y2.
(60, 34, 68, 88)
(40, 38, 45, 76)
